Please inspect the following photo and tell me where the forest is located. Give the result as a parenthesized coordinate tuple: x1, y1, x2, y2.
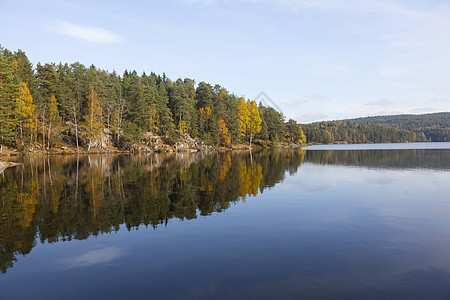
(302, 121, 423, 144)
(2, 46, 448, 151)
(343, 113, 450, 142)
(0, 46, 306, 152)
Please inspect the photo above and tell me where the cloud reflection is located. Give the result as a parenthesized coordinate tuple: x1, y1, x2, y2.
(61, 247, 123, 269)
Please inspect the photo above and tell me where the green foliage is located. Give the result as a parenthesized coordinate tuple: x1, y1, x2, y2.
(0, 48, 19, 146)
(343, 113, 450, 142)
(285, 119, 306, 144)
(303, 121, 418, 144)
(121, 120, 141, 146)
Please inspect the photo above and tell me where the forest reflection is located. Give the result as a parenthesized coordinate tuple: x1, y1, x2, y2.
(1, 148, 448, 273)
(304, 149, 450, 170)
(0, 150, 305, 273)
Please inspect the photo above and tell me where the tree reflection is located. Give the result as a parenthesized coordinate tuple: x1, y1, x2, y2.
(0, 150, 305, 273)
(304, 149, 450, 170)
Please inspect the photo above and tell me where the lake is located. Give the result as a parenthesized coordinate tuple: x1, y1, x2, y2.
(1, 143, 450, 299)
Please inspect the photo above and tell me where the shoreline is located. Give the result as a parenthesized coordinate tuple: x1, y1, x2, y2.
(0, 141, 306, 157)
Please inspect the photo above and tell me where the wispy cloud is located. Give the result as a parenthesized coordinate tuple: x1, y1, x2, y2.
(280, 94, 327, 106)
(60, 247, 123, 269)
(185, 0, 421, 17)
(410, 107, 438, 114)
(297, 112, 328, 123)
(50, 21, 124, 43)
(280, 98, 308, 106)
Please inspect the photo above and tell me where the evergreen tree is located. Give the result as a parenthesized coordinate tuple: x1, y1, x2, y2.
(0, 49, 19, 149)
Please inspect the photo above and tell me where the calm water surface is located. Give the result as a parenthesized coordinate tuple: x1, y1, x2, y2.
(1, 143, 450, 299)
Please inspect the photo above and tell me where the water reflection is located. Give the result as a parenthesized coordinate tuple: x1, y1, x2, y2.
(0, 150, 305, 273)
(1, 148, 449, 274)
(305, 149, 450, 170)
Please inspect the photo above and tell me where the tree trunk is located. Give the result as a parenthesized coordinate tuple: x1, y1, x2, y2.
(34, 115, 38, 149)
(42, 115, 45, 151)
(47, 122, 51, 150)
(249, 132, 253, 149)
(73, 111, 79, 153)
(20, 123, 24, 148)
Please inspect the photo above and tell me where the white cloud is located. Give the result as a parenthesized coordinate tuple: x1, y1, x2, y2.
(297, 112, 328, 123)
(50, 21, 124, 44)
(410, 107, 439, 114)
(186, 0, 422, 17)
(61, 247, 123, 269)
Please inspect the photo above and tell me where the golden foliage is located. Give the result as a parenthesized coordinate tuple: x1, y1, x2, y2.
(15, 82, 35, 129)
(217, 118, 230, 146)
(238, 159, 262, 200)
(16, 192, 37, 228)
(237, 98, 249, 138)
(12, 59, 19, 71)
(178, 120, 187, 135)
(247, 100, 262, 137)
(237, 99, 261, 141)
(82, 84, 104, 146)
(199, 106, 212, 120)
(219, 153, 231, 181)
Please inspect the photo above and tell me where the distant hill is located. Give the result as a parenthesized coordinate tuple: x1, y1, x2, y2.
(342, 112, 450, 142)
(302, 112, 450, 144)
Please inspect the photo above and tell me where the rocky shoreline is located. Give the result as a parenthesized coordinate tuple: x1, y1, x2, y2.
(0, 132, 305, 156)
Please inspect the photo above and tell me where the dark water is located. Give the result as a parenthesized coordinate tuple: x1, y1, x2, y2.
(1, 146, 450, 299)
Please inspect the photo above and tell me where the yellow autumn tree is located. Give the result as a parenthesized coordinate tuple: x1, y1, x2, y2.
(199, 106, 212, 119)
(15, 82, 35, 147)
(82, 84, 104, 152)
(237, 98, 249, 140)
(237, 98, 261, 148)
(217, 118, 230, 146)
(247, 100, 261, 147)
(178, 120, 187, 135)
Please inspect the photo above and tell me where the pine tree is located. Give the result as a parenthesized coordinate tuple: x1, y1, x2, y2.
(47, 95, 61, 148)
(0, 49, 19, 150)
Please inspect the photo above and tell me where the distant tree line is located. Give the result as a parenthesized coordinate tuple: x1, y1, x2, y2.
(0, 46, 306, 152)
(303, 121, 427, 144)
(342, 113, 450, 142)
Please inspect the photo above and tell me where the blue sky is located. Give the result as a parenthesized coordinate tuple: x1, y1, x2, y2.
(1, 0, 449, 123)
